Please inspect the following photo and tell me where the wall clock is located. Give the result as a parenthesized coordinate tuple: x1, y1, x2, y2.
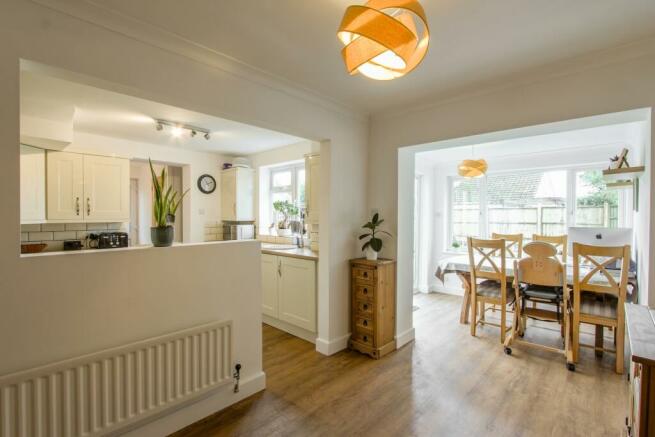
(197, 174, 216, 194)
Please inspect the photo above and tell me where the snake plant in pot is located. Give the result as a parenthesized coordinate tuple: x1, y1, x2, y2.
(359, 213, 392, 261)
(149, 159, 189, 247)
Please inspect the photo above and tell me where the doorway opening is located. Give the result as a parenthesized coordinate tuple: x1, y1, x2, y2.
(398, 108, 652, 347)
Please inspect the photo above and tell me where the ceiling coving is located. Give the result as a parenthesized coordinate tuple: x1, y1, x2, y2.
(337, 0, 429, 81)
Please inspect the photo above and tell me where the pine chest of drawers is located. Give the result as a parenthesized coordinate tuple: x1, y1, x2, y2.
(349, 258, 396, 359)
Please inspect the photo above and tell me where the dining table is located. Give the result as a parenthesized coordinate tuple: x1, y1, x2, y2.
(435, 253, 637, 325)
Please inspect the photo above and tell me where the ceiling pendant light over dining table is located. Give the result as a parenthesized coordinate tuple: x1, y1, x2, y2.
(337, 0, 430, 80)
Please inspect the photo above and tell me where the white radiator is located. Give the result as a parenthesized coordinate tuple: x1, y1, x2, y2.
(0, 320, 233, 437)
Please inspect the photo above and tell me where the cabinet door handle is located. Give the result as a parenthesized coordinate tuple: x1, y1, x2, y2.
(277, 260, 282, 277)
(75, 197, 80, 216)
(86, 197, 91, 216)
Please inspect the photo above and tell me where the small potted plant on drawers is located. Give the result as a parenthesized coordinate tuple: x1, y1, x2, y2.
(359, 213, 391, 260)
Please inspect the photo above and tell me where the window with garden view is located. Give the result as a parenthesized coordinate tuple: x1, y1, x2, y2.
(448, 168, 627, 252)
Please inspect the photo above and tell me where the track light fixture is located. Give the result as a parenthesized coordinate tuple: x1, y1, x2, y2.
(154, 119, 211, 140)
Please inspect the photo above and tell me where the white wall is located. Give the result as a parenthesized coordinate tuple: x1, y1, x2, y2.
(1, 9, 368, 432)
(370, 39, 655, 344)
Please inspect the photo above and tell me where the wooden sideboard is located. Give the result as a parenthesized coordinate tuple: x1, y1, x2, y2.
(349, 258, 396, 359)
(625, 303, 655, 436)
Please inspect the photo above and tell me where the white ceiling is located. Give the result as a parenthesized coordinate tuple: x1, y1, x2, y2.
(20, 71, 305, 155)
(91, 0, 655, 113)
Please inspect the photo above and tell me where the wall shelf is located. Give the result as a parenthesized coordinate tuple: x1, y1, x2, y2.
(602, 166, 645, 183)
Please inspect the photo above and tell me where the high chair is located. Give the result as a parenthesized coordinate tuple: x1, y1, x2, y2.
(503, 242, 574, 370)
(532, 234, 567, 262)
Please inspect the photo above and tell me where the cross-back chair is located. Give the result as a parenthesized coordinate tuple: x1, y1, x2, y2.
(467, 237, 514, 343)
(491, 233, 523, 258)
(504, 242, 574, 370)
(571, 243, 630, 374)
(532, 234, 568, 262)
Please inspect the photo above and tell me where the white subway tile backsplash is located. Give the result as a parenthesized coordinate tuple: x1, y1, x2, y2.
(53, 231, 78, 240)
(45, 241, 64, 252)
(29, 232, 53, 241)
(41, 223, 65, 232)
(20, 222, 127, 252)
(86, 223, 108, 231)
(65, 223, 87, 231)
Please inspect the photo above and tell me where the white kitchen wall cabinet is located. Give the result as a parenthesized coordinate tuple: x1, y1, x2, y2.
(83, 154, 130, 221)
(46, 151, 84, 220)
(20, 145, 46, 223)
(261, 254, 316, 336)
(261, 253, 279, 318)
(304, 154, 320, 224)
(46, 151, 129, 222)
(221, 167, 254, 221)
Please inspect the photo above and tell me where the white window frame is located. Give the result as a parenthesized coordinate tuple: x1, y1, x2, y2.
(446, 164, 631, 253)
(269, 163, 305, 224)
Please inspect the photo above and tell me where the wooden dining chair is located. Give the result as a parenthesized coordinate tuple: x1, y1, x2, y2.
(491, 233, 523, 258)
(533, 234, 567, 261)
(467, 237, 514, 343)
(504, 242, 574, 370)
(571, 243, 630, 374)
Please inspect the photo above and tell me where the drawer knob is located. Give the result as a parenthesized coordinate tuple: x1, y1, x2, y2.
(363, 271, 368, 278)
(363, 320, 368, 326)
(363, 288, 368, 294)
(363, 335, 368, 342)
(363, 304, 368, 310)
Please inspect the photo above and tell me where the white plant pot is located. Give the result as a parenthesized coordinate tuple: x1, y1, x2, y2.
(365, 247, 379, 261)
(277, 228, 292, 237)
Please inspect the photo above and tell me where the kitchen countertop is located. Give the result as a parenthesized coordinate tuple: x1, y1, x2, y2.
(261, 246, 318, 260)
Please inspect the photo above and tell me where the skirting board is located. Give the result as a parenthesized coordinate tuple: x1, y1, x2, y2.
(396, 328, 415, 349)
(262, 315, 317, 344)
(315, 333, 350, 356)
(121, 371, 266, 437)
(429, 284, 464, 296)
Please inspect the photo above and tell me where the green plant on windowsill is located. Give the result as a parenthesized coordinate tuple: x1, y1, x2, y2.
(273, 200, 299, 230)
(451, 240, 461, 250)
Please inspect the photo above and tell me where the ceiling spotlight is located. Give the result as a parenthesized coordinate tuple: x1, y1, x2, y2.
(191, 130, 197, 137)
(171, 126, 183, 138)
(204, 132, 211, 140)
(156, 123, 163, 131)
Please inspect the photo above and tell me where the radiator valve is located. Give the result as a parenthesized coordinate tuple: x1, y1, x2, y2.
(233, 363, 242, 393)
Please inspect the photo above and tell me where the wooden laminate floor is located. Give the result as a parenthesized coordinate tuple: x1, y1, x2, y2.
(173, 293, 628, 437)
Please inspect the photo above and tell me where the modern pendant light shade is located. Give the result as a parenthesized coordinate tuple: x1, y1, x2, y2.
(458, 159, 488, 178)
(337, 0, 429, 80)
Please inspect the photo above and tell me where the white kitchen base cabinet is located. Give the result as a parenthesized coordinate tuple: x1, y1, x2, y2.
(261, 254, 280, 318)
(261, 253, 317, 340)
